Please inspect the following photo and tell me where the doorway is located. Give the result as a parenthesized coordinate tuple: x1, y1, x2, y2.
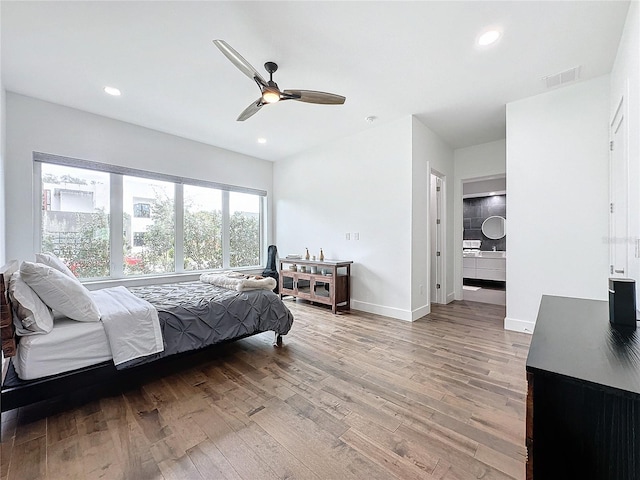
(430, 171, 446, 304)
(462, 176, 506, 306)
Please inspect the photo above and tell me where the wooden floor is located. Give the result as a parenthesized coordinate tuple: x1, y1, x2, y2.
(1, 299, 531, 480)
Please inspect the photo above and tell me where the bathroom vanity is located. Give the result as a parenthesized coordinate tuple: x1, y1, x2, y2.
(463, 251, 506, 281)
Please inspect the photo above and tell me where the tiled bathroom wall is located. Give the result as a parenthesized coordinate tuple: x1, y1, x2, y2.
(463, 194, 506, 251)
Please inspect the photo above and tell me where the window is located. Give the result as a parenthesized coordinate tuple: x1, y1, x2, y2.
(40, 163, 110, 278)
(133, 202, 151, 218)
(37, 154, 265, 280)
(132, 232, 145, 247)
(230, 191, 260, 268)
(183, 185, 223, 270)
(123, 177, 175, 275)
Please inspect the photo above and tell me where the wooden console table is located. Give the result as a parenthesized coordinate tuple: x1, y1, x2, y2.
(526, 295, 640, 479)
(279, 259, 352, 314)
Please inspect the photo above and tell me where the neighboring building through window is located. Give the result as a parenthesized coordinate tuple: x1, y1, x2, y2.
(40, 163, 110, 279)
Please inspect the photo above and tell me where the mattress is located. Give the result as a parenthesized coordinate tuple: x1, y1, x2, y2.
(14, 317, 112, 380)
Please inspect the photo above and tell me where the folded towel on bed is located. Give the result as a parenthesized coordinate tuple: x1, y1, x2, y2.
(91, 286, 164, 367)
(200, 271, 277, 291)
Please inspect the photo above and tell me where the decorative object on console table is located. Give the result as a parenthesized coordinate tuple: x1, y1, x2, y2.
(279, 258, 352, 314)
(526, 295, 640, 480)
(319, 248, 324, 261)
(305, 248, 310, 260)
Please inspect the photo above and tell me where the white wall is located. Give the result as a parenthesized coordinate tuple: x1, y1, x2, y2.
(5, 93, 274, 264)
(453, 139, 506, 300)
(1, 86, 5, 266)
(274, 117, 414, 319)
(274, 115, 453, 322)
(610, 1, 640, 310)
(412, 117, 454, 308)
(505, 76, 610, 333)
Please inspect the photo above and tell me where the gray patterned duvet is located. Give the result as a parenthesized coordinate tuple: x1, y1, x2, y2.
(121, 281, 294, 368)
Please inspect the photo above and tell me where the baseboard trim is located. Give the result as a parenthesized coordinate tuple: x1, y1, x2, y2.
(411, 304, 431, 321)
(504, 316, 535, 334)
(351, 300, 419, 322)
(446, 292, 455, 304)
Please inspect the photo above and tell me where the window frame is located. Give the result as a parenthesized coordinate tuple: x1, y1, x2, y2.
(34, 152, 266, 282)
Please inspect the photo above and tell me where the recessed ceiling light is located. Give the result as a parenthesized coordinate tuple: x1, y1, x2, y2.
(365, 116, 377, 123)
(103, 86, 121, 96)
(257, 138, 267, 144)
(477, 29, 501, 47)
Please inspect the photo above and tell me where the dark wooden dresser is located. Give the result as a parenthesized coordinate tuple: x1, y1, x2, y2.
(526, 295, 640, 479)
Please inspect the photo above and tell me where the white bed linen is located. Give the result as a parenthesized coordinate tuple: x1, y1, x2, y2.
(91, 286, 163, 367)
(14, 317, 112, 380)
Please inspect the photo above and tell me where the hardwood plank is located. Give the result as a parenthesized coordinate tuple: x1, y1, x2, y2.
(187, 439, 242, 480)
(6, 436, 46, 480)
(46, 436, 85, 480)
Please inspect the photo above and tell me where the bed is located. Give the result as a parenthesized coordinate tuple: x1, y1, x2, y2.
(0, 260, 294, 412)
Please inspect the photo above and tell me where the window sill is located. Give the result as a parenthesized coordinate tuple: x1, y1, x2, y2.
(82, 267, 263, 291)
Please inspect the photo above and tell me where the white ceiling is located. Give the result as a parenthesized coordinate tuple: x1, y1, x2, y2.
(1, 1, 630, 162)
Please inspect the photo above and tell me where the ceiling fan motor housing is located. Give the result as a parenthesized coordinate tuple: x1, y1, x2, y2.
(264, 61, 278, 74)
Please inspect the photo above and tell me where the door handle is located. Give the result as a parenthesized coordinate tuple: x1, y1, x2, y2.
(614, 268, 625, 274)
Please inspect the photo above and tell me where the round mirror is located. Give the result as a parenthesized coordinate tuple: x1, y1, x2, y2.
(481, 216, 506, 240)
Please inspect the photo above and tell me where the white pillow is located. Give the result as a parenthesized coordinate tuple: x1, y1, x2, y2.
(35, 252, 78, 281)
(20, 261, 101, 322)
(8, 271, 54, 335)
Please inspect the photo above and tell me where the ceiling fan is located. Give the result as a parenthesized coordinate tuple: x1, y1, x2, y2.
(213, 39, 346, 121)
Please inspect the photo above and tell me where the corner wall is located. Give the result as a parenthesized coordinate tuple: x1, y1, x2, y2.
(411, 117, 454, 309)
(610, 1, 640, 309)
(274, 117, 415, 320)
(505, 76, 610, 332)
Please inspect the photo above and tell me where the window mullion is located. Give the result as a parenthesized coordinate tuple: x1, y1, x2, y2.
(222, 190, 230, 269)
(33, 162, 43, 253)
(110, 174, 124, 278)
(175, 183, 184, 273)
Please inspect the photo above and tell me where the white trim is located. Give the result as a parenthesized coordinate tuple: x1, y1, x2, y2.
(34, 151, 267, 196)
(110, 174, 124, 277)
(33, 161, 42, 253)
(412, 303, 431, 321)
(446, 292, 455, 303)
(82, 266, 264, 291)
(504, 316, 535, 334)
(174, 183, 184, 273)
(351, 300, 419, 322)
(222, 190, 230, 268)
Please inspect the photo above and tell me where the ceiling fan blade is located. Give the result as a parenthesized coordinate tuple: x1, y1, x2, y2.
(283, 90, 346, 105)
(237, 99, 264, 121)
(213, 40, 267, 87)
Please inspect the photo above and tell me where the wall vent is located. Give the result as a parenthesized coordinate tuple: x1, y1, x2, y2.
(542, 66, 581, 89)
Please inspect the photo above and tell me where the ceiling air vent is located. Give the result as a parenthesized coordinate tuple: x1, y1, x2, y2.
(543, 66, 581, 89)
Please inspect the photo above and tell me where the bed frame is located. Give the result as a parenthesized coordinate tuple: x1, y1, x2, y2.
(0, 261, 283, 413)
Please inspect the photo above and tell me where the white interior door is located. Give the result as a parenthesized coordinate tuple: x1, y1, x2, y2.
(610, 96, 628, 278)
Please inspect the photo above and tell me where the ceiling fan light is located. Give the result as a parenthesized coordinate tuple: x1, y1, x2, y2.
(262, 88, 280, 104)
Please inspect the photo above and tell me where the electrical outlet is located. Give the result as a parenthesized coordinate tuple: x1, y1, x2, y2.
(345, 233, 351, 240)
(354, 232, 359, 240)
